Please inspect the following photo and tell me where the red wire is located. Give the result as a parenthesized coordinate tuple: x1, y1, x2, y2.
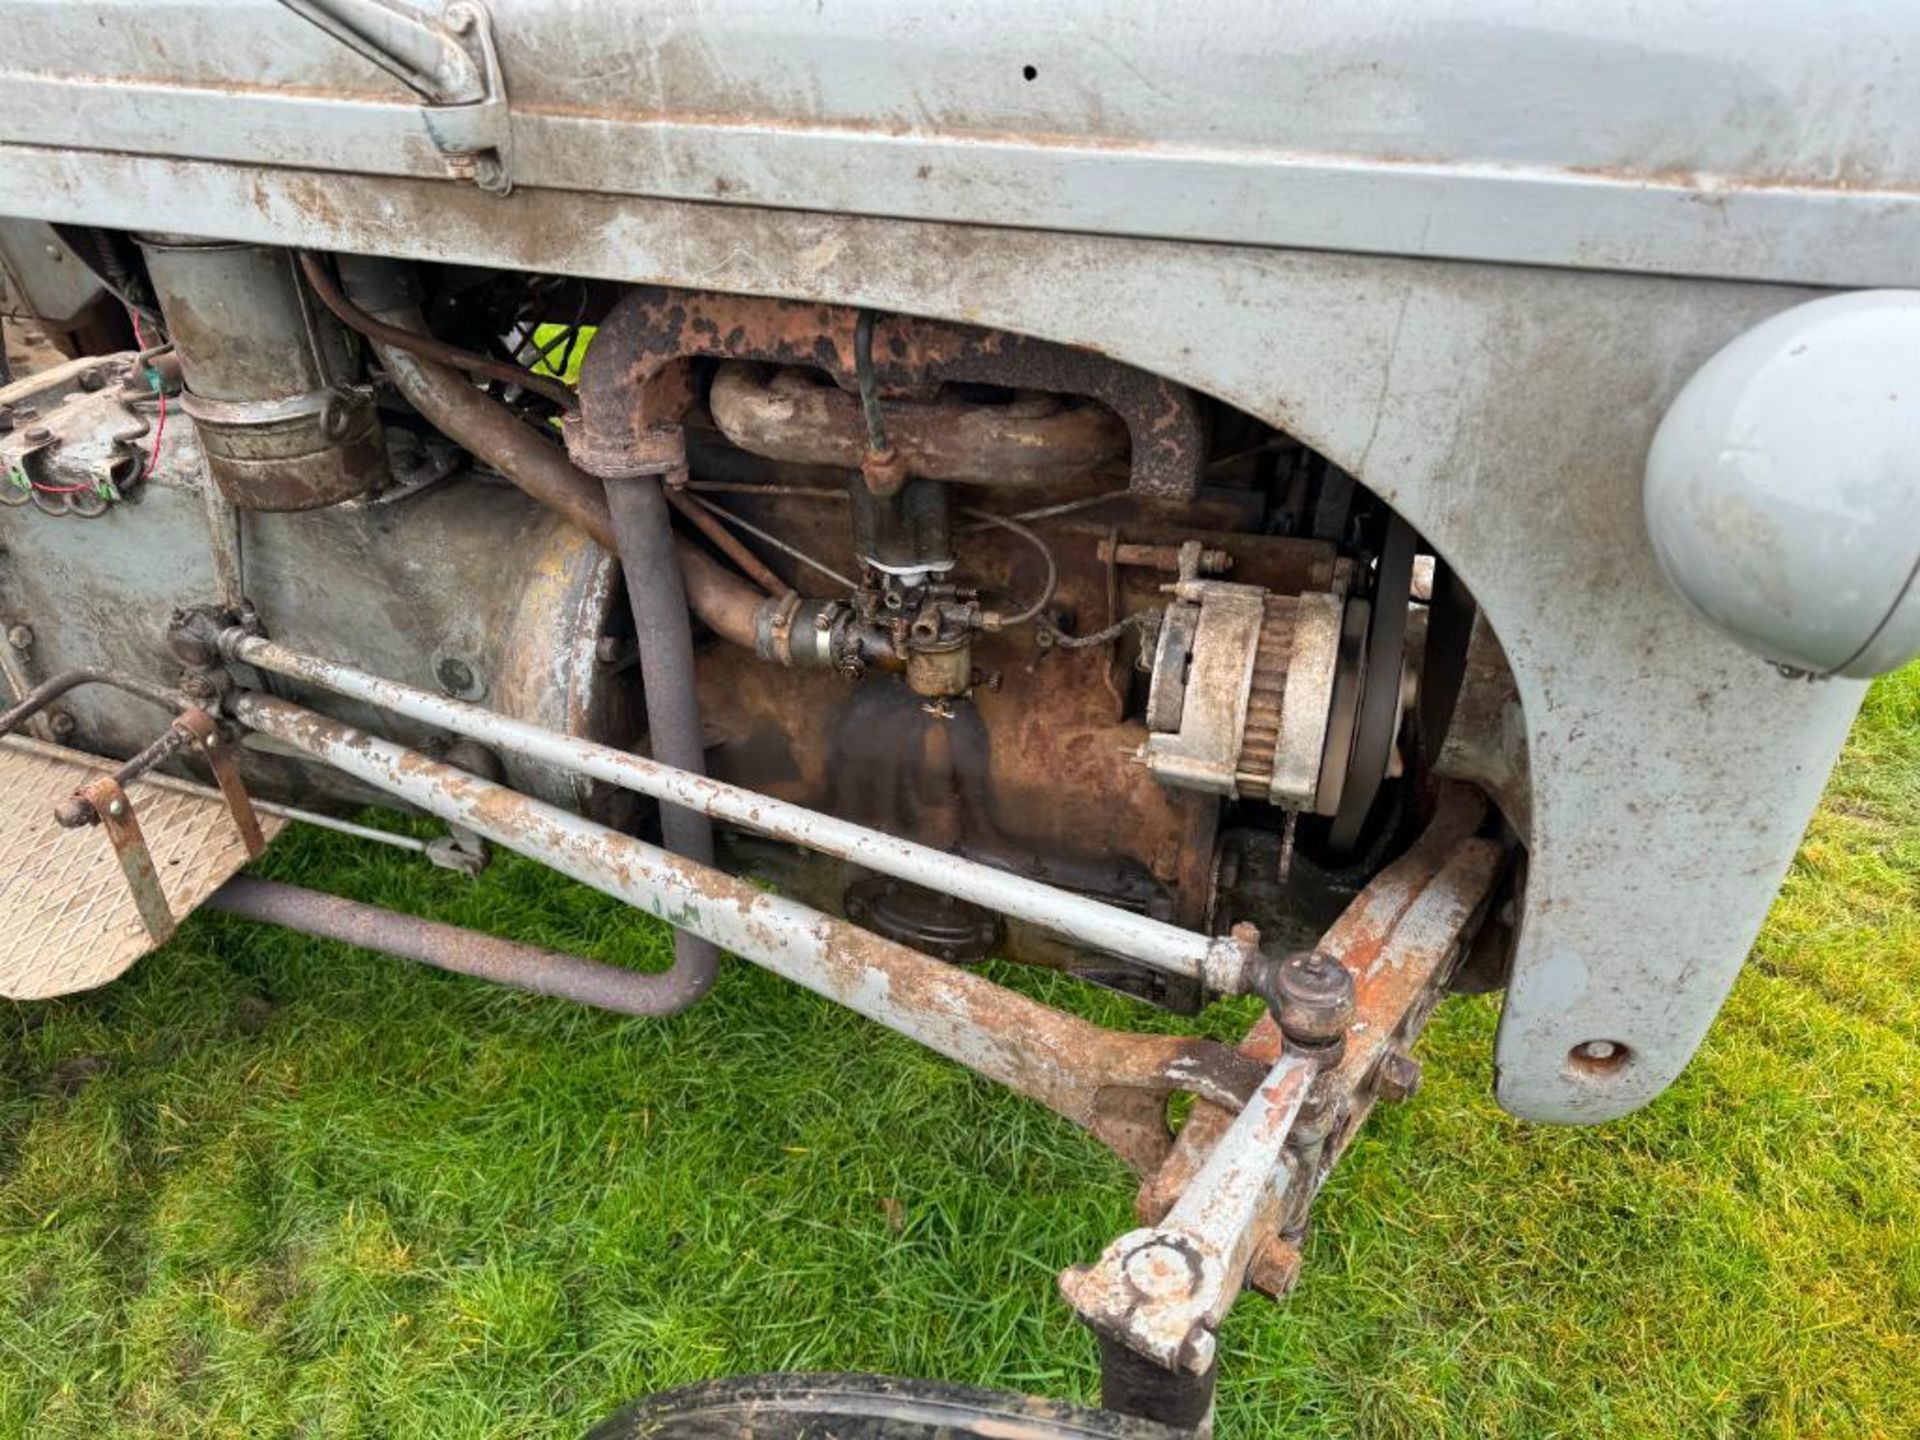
(128, 309, 167, 481)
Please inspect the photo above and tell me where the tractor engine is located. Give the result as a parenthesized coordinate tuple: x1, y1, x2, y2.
(0, 236, 1518, 1009)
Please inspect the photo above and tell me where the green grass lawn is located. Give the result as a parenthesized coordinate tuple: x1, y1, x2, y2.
(2, 669, 1914, 1439)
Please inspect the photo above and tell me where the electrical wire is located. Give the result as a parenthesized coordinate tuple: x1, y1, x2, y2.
(663, 488, 791, 597)
(685, 482, 847, 501)
(956, 487, 1132, 531)
(1038, 609, 1161, 650)
(964, 507, 1057, 629)
(854, 309, 889, 454)
(129, 309, 166, 483)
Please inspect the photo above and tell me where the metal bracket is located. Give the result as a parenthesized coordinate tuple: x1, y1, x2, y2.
(174, 708, 268, 859)
(82, 775, 175, 944)
(278, 0, 513, 193)
(62, 707, 267, 946)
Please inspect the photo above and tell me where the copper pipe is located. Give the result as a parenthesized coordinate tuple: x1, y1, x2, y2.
(664, 487, 790, 597)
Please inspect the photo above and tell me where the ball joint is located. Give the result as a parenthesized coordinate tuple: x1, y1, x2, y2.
(1246, 947, 1356, 1065)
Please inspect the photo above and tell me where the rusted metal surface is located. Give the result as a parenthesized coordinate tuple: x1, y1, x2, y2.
(1061, 1054, 1315, 1375)
(81, 774, 174, 944)
(708, 361, 1129, 486)
(1138, 788, 1498, 1294)
(53, 716, 195, 827)
(142, 239, 384, 510)
(230, 690, 1267, 1172)
(0, 98, 1877, 1125)
(1095, 539, 1232, 575)
(0, 666, 184, 739)
(208, 875, 722, 1016)
(1072, 803, 1503, 1374)
(224, 631, 1254, 990)
(569, 286, 1206, 500)
(331, 257, 776, 653)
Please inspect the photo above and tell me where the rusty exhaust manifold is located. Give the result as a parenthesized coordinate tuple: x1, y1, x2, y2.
(565, 286, 1206, 499)
(706, 361, 1130, 485)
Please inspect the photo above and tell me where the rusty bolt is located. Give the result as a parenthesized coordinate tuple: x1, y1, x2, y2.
(178, 673, 218, 701)
(1097, 539, 1235, 575)
(1375, 1049, 1422, 1102)
(5, 624, 32, 651)
(1245, 1237, 1304, 1299)
(1569, 1039, 1631, 1073)
(79, 367, 105, 392)
(47, 710, 75, 740)
(23, 425, 52, 445)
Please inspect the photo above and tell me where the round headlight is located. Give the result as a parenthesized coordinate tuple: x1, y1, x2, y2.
(1645, 290, 1920, 679)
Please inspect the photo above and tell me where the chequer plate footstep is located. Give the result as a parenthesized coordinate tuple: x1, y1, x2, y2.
(0, 735, 283, 999)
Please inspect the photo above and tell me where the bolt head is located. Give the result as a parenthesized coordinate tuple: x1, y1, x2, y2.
(435, 656, 477, 695)
(5, 624, 32, 651)
(1376, 1049, 1423, 1102)
(107, 798, 125, 817)
(47, 711, 75, 739)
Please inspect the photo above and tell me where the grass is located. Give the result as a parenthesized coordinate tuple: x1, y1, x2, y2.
(1, 668, 1914, 1439)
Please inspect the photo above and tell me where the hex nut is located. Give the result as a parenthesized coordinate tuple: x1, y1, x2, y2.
(1375, 1049, 1422, 1102)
